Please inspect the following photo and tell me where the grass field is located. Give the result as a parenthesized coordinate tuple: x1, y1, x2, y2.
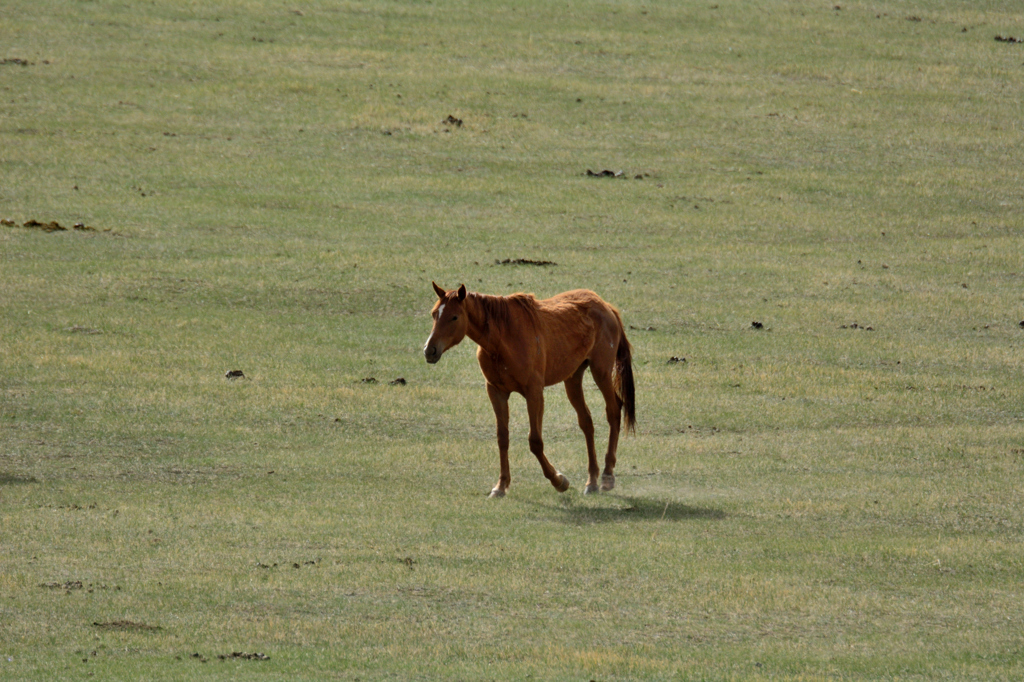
(2, 0, 1023, 679)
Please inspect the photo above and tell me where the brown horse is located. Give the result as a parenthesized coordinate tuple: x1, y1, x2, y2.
(424, 282, 636, 498)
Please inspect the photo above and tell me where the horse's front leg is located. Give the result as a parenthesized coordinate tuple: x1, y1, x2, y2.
(525, 385, 570, 493)
(486, 383, 512, 498)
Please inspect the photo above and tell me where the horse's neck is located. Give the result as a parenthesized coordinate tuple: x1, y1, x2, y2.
(465, 293, 505, 353)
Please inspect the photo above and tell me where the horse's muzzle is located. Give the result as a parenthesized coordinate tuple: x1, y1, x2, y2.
(424, 343, 442, 364)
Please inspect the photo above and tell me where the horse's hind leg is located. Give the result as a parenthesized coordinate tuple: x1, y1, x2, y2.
(591, 366, 622, 491)
(565, 364, 599, 494)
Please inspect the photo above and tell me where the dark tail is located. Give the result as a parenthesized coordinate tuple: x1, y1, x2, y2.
(615, 324, 636, 435)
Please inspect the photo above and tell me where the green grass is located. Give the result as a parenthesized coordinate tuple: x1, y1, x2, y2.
(2, 0, 1023, 679)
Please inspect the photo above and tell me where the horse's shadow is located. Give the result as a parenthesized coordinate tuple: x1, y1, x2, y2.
(527, 494, 726, 524)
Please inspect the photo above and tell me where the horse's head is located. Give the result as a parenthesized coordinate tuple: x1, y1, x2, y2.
(424, 282, 469, 364)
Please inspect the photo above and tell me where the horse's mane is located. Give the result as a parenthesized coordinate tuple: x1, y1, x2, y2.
(470, 292, 538, 334)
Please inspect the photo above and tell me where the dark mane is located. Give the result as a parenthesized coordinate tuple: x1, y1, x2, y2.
(470, 292, 538, 334)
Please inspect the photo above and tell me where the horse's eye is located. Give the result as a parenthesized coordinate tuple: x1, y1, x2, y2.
(452, 315, 459, 321)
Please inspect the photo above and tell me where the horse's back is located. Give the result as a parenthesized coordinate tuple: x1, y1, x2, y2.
(539, 289, 613, 315)
(533, 290, 624, 383)
(537, 290, 604, 328)
(551, 289, 622, 331)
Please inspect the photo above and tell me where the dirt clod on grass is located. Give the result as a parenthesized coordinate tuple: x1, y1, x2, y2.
(22, 219, 66, 231)
(995, 35, 1022, 43)
(224, 370, 245, 379)
(586, 169, 623, 177)
(218, 652, 269, 661)
(442, 114, 463, 127)
(41, 580, 83, 591)
(92, 620, 161, 631)
(495, 258, 557, 266)
(4, 219, 100, 232)
(257, 558, 318, 569)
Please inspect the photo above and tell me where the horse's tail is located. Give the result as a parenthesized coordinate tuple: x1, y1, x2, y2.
(615, 321, 637, 435)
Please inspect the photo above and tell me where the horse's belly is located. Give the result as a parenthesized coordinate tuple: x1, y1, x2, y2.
(543, 362, 580, 386)
(543, 328, 600, 385)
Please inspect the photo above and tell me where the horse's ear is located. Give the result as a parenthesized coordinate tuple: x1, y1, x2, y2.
(457, 284, 467, 302)
(432, 281, 446, 299)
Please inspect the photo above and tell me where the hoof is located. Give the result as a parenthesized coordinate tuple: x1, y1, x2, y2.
(488, 488, 506, 499)
(600, 474, 615, 492)
(554, 473, 571, 493)
(584, 482, 600, 495)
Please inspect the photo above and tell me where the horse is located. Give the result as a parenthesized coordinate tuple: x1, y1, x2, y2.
(423, 282, 636, 498)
